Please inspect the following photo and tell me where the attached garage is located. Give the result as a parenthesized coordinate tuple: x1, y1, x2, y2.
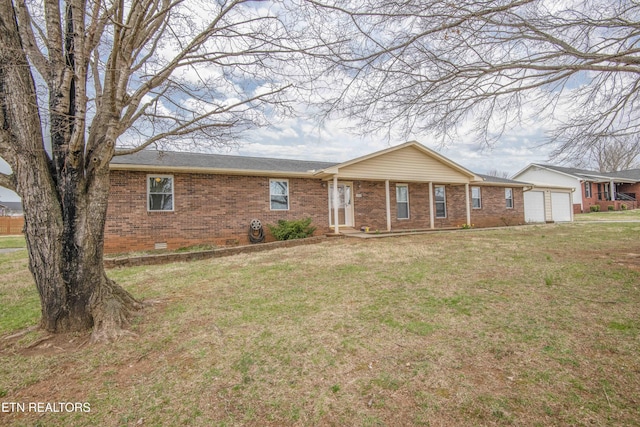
(523, 187, 573, 223)
(524, 191, 545, 223)
(551, 192, 572, 222)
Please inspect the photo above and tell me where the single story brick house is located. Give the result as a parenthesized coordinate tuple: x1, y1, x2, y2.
(513, 164, 640, 213)
(105, 141, 528, 253)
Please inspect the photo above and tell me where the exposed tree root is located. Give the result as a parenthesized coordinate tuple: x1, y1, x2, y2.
(89, 277, 143, 343)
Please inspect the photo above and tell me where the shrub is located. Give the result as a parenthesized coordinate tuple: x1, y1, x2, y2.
(268, 218, 316, 241)
(590, 205, 600, 212)
(621, 204, 628, 211)
(608, 205, 615, 211)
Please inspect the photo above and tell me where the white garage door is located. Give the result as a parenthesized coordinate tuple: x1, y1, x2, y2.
(551, 192, 572, 222)
(524, 191, 545, 223)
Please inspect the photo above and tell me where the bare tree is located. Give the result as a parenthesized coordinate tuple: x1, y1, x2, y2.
(301, 0, 640, 152)
(0, 0, 306, 341)
(569, 136, 640, 172)
(486, 169, 512, 179)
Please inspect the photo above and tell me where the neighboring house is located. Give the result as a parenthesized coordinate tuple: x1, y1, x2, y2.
(513, 164, 639, 214)
(106, 141, 528, 253)
(0, 201, 23, 216)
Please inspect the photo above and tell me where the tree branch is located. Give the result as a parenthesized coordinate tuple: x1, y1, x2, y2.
(0, 172, 16, 192)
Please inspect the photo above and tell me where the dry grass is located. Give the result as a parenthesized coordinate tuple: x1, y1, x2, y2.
(575, 209, 640, 221)
(1, 223, 639, 426)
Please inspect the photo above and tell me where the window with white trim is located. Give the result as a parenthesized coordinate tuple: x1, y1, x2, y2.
(396, 184, 409, 219)
(148, 175, 174, 211)
(584, 182, 592, 198)
(505, 188, 514, 209)
(435, 185, 446, 218)
(270, 179, 289, 210)
(471, 186, 482, 209)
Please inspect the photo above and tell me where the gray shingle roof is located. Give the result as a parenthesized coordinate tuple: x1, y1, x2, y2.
(0, 201, 23, 213)
(600, 168, 640, 180)
(477, 174, 529, 185)
(533, 163, 640, 182)
(533, 164, 606, 178)
(111, 150, 338, 173)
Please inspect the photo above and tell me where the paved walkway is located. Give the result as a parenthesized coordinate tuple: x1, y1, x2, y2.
(0, 248, 25, 254)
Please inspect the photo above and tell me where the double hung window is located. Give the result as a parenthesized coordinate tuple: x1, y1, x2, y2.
(148, 175, 174, 211)
(270, 179, 289, 210)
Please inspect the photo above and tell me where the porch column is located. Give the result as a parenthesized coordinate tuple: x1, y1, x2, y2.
(385, 180, 391, 231)
(465, 183, 471, 226)
(333, 175, 339, 234)
(429, 181, 434, 229)
(611, 180, 616, 201)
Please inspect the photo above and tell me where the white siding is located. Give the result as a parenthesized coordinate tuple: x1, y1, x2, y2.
(514, 167, 581, 207)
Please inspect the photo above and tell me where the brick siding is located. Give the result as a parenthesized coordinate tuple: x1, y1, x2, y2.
(469, 186, 525, 227)
(105, 171, 526, 253)
(105, 171, 330, 253)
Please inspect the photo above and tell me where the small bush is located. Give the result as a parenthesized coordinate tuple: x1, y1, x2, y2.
(268, 218, 316, 241)
(621, 204, 628, 211)
(590, 205, 600, 212)
(608, 205, 615, 211)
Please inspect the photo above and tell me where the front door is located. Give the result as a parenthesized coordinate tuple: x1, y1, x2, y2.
(329, 183, 354, 227)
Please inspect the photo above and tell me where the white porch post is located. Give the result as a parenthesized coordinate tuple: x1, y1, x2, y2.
(429, 181, 434, 229)
(333, 175, 339, 234)
(465, 183, 471, 225)
(385, 180, 391, 231)
(610, 180, 616, 201)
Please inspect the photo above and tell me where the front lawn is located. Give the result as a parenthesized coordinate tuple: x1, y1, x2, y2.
(1, 223, 639, 426)
(575, 208, 640, 221)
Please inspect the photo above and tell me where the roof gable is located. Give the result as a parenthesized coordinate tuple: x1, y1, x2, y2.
(318, 141, 481, 183)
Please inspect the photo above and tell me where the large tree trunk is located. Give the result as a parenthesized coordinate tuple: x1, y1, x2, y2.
(18, 158, 142, 341)
(1, 0, 141, 342)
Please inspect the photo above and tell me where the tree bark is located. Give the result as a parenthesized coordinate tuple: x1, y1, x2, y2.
(1, 0, 141, 341)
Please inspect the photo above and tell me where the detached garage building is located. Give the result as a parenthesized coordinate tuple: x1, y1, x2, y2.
(523, 186, 574, 223)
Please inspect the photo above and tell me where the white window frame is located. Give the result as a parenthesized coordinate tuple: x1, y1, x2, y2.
(435, 185, 447, 218)
(584, 181, 592, 198)
(505, 188, 514, 209)
(471, 186, 482, 209)
(269, 178, 289, 211)
(147, 175, 174, 212)
(396, 184, 410, 219)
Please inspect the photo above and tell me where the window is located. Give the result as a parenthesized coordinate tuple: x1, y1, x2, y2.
(148, 175, 174, 211)
(505, 188, 513, 209)
(471, 186, 482, 209)
(584, 182, 591, 198)
(435, 185, 446, 218)
(270, 179, 289, 210)
(396, 184, 409, 219)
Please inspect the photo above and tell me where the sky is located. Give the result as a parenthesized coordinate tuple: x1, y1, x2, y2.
(0, 115, 555, 203)
(0, 0, 564, 203)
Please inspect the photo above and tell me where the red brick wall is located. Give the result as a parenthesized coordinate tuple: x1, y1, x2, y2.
(105, 171, 330, 253)
(351, 182, 525, 231)
(469, 186, 525, 227)
(582, 181, 599, 212)
(105, 172, 527, 253)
